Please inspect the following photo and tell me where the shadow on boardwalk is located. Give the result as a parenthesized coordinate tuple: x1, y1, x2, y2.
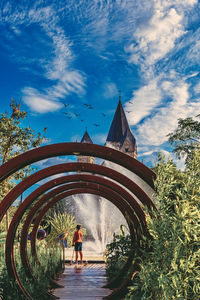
(53, 263, 111, 300)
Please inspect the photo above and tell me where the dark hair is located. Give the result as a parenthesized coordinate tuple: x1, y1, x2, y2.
(76, 224, 81, 230)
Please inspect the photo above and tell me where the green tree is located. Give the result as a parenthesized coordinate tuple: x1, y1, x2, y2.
(168, 117, 200, 159)
(0, 99, 46, 230)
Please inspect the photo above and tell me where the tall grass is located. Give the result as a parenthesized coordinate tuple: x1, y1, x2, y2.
(0, 241, 62, 299)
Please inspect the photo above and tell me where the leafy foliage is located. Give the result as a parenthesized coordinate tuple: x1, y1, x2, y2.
(168, 117, 200, 159)
(0, 99, 46, 230)
(0, 242, 62, 299)
(46, 212, 86, 248)
(105, 225, 131, 280)
(126, 152, 200, 300)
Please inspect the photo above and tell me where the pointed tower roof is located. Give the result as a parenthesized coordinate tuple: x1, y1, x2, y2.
(106, 98, 130, 143)
(120, 129, 136, 151)
(80, 130, 93, 144)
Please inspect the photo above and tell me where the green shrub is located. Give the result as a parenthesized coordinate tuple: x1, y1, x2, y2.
(105, 225, 132, 281)
(0, 242, 62, 299)
(126, 151, 200, 300)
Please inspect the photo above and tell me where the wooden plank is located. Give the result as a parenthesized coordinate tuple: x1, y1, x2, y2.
(53, 264, 111, 299)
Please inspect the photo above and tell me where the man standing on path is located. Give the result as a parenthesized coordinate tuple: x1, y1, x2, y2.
(72, 224, 83, 264)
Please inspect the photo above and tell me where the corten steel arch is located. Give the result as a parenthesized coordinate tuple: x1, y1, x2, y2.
(28, 185, 138, 280)
(7, 174, 146, 292)
(4, 163, 152, 279)
(0, 162, 156, 226)
(20, 177, 141, 275)
(31, 187, 138, 300)
(0, 143, 156, 299)
(4, 161, 153, 274)
(19, 174, 143, 291)
(9, 186, 138, 300)
(29, 186, 138, 299)
(0, 143, 156, 187)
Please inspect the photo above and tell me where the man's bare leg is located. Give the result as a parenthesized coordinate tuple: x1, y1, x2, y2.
(75, 251, 78, 264)
(79, 251, 83, 264)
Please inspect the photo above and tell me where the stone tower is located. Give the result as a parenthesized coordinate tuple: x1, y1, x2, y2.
(105, 97, 137, 159)
(77, 130, 95, 164)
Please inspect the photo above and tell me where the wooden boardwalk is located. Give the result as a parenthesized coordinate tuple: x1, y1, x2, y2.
(53, 263, 111, 300)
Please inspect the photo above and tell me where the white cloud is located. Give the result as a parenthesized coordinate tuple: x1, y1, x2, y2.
(93, 133, 107, 144)
(135, 78, 200, 146)
(70, 134, 82, 142)
(126, 7, 185, 67)
(0, 4, 86, 113)
(103, 82, 118, 99)
(123, 0, 199, 163)
(137, 150, 155, 157)
(22, 87, 63, 113)
(193, 82, 200, 94)
(125, 79, 161, 124)
(158, 149, 186, 170)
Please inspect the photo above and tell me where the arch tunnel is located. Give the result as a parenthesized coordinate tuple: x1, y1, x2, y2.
(0, 142, 157, 299)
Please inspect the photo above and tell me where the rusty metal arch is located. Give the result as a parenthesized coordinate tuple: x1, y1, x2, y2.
(31, 186, 139, 300)
(0, 143, 157, 299)
(31, 183, 139, 298)
(20, 175, 142, 273)
(0, 162, 156, 227)
(19, 173, 144, 294)
(0, 143, 156, 187)
(29, 185, 137, 276)
(7, 173, 145, 285)
(8, 185, 140, 300)
(4, 162, 154, 297)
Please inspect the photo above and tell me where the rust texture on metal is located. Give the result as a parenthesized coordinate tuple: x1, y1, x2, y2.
(30, 186, 136, 271)
(30, 185, 140, 298)
(0, 142, 156, 187)
(20, 174, 142, 265)
(0, 143, 157, 299)
(9, 176, 143, 289)
(9, 185, 138, 300)
(0, 162, 156, 225)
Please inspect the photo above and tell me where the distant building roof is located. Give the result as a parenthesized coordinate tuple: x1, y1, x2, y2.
(106, 99, 130, 143)
(80, 130, 93, 144)
(106, 98, 136, 152)
(120, 129, 136, 151)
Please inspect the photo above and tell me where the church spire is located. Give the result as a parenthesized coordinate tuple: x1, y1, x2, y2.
(106, 96, 129, 143)
(80, 129, 93, 144)
(77, 130, 94, 164)
(106, 95, 137, 158)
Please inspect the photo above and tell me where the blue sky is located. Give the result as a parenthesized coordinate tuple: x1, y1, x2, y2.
(1, 0, 200, 169)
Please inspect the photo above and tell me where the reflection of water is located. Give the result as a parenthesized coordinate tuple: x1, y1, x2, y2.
(72, 194, 126, 254)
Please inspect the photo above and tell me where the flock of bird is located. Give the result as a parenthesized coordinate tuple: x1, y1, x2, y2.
(62, 102, 105, 127)
(62, 99, 133, 127)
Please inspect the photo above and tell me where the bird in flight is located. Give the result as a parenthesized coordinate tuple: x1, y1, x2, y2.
(74, 113, 80, 117)
(93, 123, 100, 127)
(102, 113, 106, 117)
(128, 101, 133, 104)
(63, 112, 71, 116)
(80, 119, 84, 122)
(126, 111, 132, 113)
(62, 102, 69, 107)
(83, 103, 93, 109)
